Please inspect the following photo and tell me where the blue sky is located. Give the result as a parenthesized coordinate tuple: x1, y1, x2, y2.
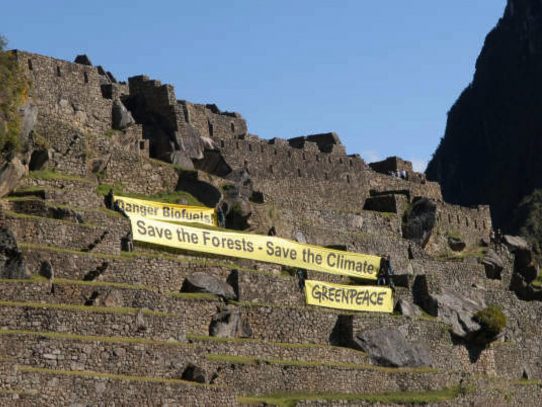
(3, 0, 506, 171)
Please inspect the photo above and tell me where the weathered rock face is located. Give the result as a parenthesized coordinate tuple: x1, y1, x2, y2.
(353, 327, 432, 368)
(181, 363, 207, 384)
(402, 198, 437, 247)
(112, 99, 135, 130)
(19, 102, 38, 144)
(181, 272, 237, 300)
(0, 227, 28, 279)
(395, 299, 422, 318)
(504, 234, 542, 300)
(482, 249, 505, 279)
(425, 289, 486, 338)
(209, 308, 252, 338)
(0, 157, 27, 198)
(221, 169, 254, 230)
(426, 0, 542, 238)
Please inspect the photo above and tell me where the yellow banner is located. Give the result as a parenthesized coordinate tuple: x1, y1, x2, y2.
(113, 195, 216, 227)
(130, 215, 380, 279)
(305, 280, 393, 313)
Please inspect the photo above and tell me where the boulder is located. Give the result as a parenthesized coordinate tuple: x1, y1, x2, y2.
(171, 150, 194, 170)
(447, 236, 466, 252)
(98, 290, 124, 307)
(89, 155, 111, 174)
(395, 299, 422, 318)
(209, 308, 252, 338)
(225, 198, 253, 230)
(0, 157, 27, 198)
(181, 272, 236, 300)
(503, 235, 530, 252)
(402, 198, 437, 247)
(0, 227, 28, 279)
(112, 99, 135, 130)
(481, 250, 505, 279)
(181, 363, 207, 384)
(426, 289, 485, 338)
(353, 327, 432, 368)
(294, 230, 307, 244)
(135, 309, 147, 332)
(39, 260, 54, 280)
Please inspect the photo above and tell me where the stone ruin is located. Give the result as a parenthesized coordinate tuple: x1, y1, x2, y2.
(0, 49, 539, 405)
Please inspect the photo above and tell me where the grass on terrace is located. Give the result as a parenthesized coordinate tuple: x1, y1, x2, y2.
(531, 275, 542, 288)
(27, 170, 94, 183)
(0, 275, 151, 292)
(0, 300, 173, 317)
(0, 274, 218, 300)
(96, 182, 204, 207)
(514, 379, 542, 386)
(206, 353, 437, 374)
(0, 329, 191, 347)
(187, 334, 359, 351)
(238, 387, 460, 406)
(436, 246, 487, 261)
(18, 366, 211, 387)
(4, 210, 98, 228)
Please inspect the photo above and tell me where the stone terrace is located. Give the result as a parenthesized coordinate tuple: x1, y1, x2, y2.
(0, 50, 539, 406)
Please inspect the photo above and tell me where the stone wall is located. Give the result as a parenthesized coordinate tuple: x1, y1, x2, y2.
(182, 101, 247, 141)
(433, 201, 492, 247)
(5, 213, 128, 255)
(13, 50, 113, 136)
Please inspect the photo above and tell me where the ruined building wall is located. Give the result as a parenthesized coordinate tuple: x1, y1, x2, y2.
(433, 202, 492, 248)
(182, 101, 247, 141)
(14, 51, 113, 136)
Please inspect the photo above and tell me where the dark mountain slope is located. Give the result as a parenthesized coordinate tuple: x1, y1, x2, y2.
(426, 0, 542, 242)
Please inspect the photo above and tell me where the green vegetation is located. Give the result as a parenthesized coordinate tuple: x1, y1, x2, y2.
(54, 278, 150, 291)
(18, 366, 211, 387)
(187, 334, 340, 350)
(0, 36, 29, 156)
(0, 299, 173, 317)
(169, 292, 218, 301)
(0, 328, 192, 347)
(474, 305, 507, 341)
(437, 246, 487, 261)
(511, 189, 542, 256)
(238, 386, 460, 406)
(378, 211, 397, 220)
(148, 157, 196, 174)
(96, 182, 204, 206)
(514, 379, 542, 386)
(532, 275, 542, 289)
(31, 131, 51, 150)
(10, 185, 47, 195)
(28, 169, 93, 183)
(206, 353, 436, 374)
(445, 229, 463, 241)
(4, 209, 97, 228)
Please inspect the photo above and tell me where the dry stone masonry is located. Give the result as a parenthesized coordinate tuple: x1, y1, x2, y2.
(0, 43, 539, 406)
